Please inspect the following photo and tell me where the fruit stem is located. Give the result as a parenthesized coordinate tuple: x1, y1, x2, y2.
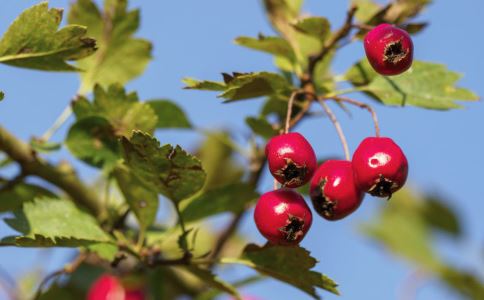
(40, 104, 73, 141)
(284, 91, 299, 134)
(330, 96, 381, 137)
(317, 99, 351, 161)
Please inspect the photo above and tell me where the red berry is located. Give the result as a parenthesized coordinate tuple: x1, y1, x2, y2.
(254, 189, 312, 245)
(352, 137, 408, 198)
(309, 160, 364, 220)
(88, 274, 145, 300)
(364, 23, 414, 76)
(265, 132, 317, 188)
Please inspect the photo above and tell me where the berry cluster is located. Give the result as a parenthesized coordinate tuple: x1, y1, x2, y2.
(254, 24, 412, 246)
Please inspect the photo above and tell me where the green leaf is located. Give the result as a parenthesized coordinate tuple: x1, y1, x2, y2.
(0, 182, 56, 213)
(2, 198, 111, 247)
(352, 0, 381, 23)
(196, 275, 264, 300)
(195, 132, 244, 190)
(360, 189, 442, 269)
(182, 78, 226, 91)
(292, 17, 330, 41)
(65, 116, 121, 168)
(235, 35, 295, 59)
(0, 3, 96, 71)
(85, 243, 118, 261)
(184, 266, 241, 299)
(346, 60, 479, 110)
(181, 183, 259, 223)
(121, 131, 206, 203)
(0, 91, 3, 101)
(72, 84, 158, 136)
(219, 72, 291, 102)
(147, 100, 192, 129)
(245, 116, 278, 139)
(68, 0, 152, 93)
(440, 267, 484, 300)
(421, 196, 461, 238)
(114, 167, 159, 231)
(223, 244, 339, 299)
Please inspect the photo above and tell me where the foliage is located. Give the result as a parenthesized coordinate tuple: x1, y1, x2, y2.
(0, 0, 481, 299)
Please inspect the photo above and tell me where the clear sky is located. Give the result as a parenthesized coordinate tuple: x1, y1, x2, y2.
(0, 1, 483, 299)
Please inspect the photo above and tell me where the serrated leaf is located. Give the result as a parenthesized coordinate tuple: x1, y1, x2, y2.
(182, 78, 226, 91)
(184, 266, 240, 299)
(72, 84, 158, 136)
(292, 17, 330, 40)
(147, 99, 192, 129)
(68, 0, 152, 93)
(181, 183, 259, 223)
(223, 244, 339, 299)
(346, 60, 478, 109)
(235, 35, 295, 60)
(245, 116, 278, 139)
(0, 181, 56, 213)
(114, 167, 158, 231)
(121, 131, 206, 203)
(219, 72, 291, 101)
(0, 3, 96, 71)
(2, 198, 111, 247)
(66, 116, 121, 168)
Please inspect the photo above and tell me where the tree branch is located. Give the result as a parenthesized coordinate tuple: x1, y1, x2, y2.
(0, 125, 103, 218)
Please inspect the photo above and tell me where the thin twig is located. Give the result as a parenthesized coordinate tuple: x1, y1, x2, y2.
(317, 99, 350, 161)
(174, 203, 192, 258)
(307, 5, 358, 81)
(40, 105, 73, 141)
(330, 96, 381, 137)
(284, 91, 299, 134)
(33, 253, 86, 300)
(0, 171, 27, 194)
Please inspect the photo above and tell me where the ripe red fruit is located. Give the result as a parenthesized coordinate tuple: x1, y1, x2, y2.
(88, 274, 145, 300)
(309, 160, 364, 220)
(265, 132, 317, 188)
(364, 23, 414, 76)
(352, 137, 408, 198)
(254, 189, 312, 245)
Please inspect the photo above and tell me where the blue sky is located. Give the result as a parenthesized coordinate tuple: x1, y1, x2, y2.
(0, 1, 483, 299)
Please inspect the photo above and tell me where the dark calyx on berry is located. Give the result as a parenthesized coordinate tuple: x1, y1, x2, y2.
(279, 214, 305, 242)
(384, 39, 408, 64)
(311, 179, 337, 218)
(368, 174, 398, 199)
(274, 158, 307, 187)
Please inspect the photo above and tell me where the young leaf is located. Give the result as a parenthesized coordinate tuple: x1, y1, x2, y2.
(223, 244, 339, 299)
(219, 72, 291, 102)
(68, 0, 152, 93)
(235, 35, 295, 60)
(0, 3, 96, 71)
(65, 116, 121, 168)
(346, 60, 478, 110)
(0, 182, 56, 213)
(147, 100, 192, 129)
(292, 17, 330, 41)
(114, 167, 159, 231)
(181, 183, 259, 223)
(72, 84, 158, 136)
(121, 131, 206, 203)
(245, 116, 279, 139)
(2, 198, 111, 247)
(184, 266, 241, 300)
